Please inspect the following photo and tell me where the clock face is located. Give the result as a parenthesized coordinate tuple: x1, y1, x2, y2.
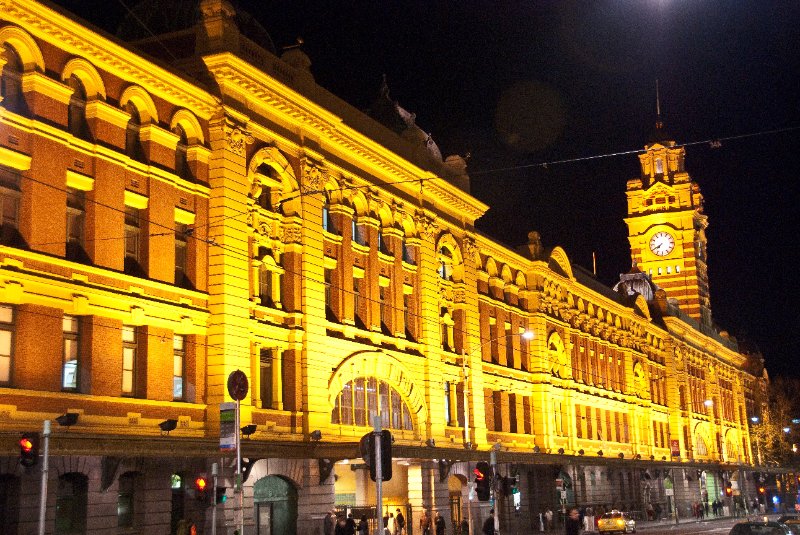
(649, 231, 675, 256)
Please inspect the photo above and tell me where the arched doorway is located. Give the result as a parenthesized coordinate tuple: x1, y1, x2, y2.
(254, 475, 298, 535)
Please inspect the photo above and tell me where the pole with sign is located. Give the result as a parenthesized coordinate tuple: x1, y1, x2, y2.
(227, 370, 249, 535)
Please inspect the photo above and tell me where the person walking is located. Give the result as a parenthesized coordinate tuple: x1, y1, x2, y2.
(357, 515, 369, 535)
(395, 509, 406, 535)
(565, 508, 581, 535)
(345, 513, 357, 535)
(324, 510, 337, 535)
(434, 511, 446, 535)
(420, 509, 432, 535)
(482, 509, 495, 535)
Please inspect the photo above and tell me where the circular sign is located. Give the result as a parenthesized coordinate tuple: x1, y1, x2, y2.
(227, 370, 249, 401)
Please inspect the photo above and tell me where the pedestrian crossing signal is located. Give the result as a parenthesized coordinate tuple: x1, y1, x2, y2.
(474, 461, 492, 501)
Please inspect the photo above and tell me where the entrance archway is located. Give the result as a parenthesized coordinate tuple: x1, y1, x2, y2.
(254, 475, 298, 535)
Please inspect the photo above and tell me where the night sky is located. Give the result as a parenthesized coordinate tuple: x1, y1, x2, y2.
(47, 1, 800, 378)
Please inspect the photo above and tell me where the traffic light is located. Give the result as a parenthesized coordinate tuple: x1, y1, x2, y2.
(725, 482, 732, 497)
(215, 486, 227, 504)
(360, 430, 393, 482)
(194, 476, 209, 503)
(758, 486, 766, 495)
(18, 432, 39, 468)
(474, 461, 493, 501)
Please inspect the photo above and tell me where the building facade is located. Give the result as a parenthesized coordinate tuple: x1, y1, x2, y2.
(0, 1, 779, 535)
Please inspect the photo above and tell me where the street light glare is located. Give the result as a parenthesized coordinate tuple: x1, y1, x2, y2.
(521, 330, 534, 340)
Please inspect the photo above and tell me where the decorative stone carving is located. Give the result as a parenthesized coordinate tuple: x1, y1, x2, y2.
(225, 123, 254, 156)
(415, 211, 437, 240)
(301, 158, 324, 193)
(462, 236, 477, 263)
(283, 225, 302, 244)
(453, 288, 465, 304)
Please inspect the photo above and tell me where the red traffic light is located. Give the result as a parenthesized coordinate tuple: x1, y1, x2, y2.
(473, 467, 485, 481)
(18, 432, 39, 467)
(758, 486, 766, 494)
(194, 477, 208, 491)
(19, 437, 33, 453)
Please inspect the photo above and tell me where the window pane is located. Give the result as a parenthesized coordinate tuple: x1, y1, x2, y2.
(341, 383, 352, 425)
(0, 305, 12, 323)
(354, 378, 365, 426)
(0, 354, 9, 383)
(122, 326, 135, 343)
(63, 316, 78, 332)
(123, 347, 134, 370)
(379, 381, 390, 428)
(173, 335, 184, 351)
(122, 370, 133, 394)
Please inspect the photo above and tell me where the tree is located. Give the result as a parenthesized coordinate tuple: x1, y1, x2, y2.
(751, 376, 800, 466)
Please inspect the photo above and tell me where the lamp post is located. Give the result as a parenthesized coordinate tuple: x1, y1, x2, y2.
(461, 329, 534, 535)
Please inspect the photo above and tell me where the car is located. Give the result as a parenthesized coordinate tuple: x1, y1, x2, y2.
(729, 521, 797, 535)
(597, 510, 636, 534)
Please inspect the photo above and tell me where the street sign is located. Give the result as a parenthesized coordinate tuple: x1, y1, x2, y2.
(220, 402, 236, 451)
(227, 370, 249, 401)
(665, 488, 674, 496)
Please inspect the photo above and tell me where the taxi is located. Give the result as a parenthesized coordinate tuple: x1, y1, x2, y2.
(597, 510, 636, 534)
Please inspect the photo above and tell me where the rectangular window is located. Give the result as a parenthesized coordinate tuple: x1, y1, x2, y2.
(124, 207, 142, 275)
(0, 168, 21, 246)
(575, 405, 583, 439)
(444, 381, 451, 424)
(0, 305, 14, 385)
(586, 406, 593, 439)
(117, 473, 135, 528)
(324, 268, 332, 309)
(62, 315, 80, 391)
(258, 264, 272, 307)
(66, 188, 86, 262)
(259, 348, 273, 409)
(175, 223, 188, 287)
(173, 335, 185, 401)
(122, 325, 136, 396)
(353, 277, 363, 327)
(403, 294, 411, 337)
(379, 286, 387, 329)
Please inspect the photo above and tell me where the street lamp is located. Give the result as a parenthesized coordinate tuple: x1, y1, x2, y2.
(461, 328, 533, 535)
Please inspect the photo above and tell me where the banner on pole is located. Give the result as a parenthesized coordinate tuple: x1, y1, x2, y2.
(220, 402, 236, 451)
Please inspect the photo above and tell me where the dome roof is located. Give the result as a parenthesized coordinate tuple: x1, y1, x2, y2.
(613, 263, 660, 301)
(116, 0, 276, 54)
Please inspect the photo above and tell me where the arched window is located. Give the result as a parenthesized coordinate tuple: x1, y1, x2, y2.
(655, 158, 664, 175)
(67, 76, 89, 140)
(695, 434, 708, 456)
(1, 45, 24, 114)
(331, 377, 413, 430)
(125, 103, 144, 162)
(173, 125, 190, 180)
(56, 473, 88, 535)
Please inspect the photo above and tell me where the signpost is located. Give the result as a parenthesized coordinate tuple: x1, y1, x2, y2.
(227, 370, 249, 535)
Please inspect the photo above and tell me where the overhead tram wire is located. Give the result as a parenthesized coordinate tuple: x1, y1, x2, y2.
(12, 177, 688, 385)
(469, 124, 800, 177)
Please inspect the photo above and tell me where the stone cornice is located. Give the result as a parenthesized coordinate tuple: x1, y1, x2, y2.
(0, 0, 219, 118)
(204, 53, 489, 221)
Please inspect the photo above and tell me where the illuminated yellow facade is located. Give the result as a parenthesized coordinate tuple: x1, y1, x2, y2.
(0, 1, 773, 534)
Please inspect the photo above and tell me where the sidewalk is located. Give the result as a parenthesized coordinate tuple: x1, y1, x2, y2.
(632, 512, 781, 531)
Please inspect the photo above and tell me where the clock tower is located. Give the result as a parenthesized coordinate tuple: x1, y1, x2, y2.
(623, 122, 711, 324)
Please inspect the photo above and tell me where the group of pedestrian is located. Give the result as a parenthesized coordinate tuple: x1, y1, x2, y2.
(324, 510, 359, 535)
(323, 507, 444, 535)
(382, 508, 406, 535)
